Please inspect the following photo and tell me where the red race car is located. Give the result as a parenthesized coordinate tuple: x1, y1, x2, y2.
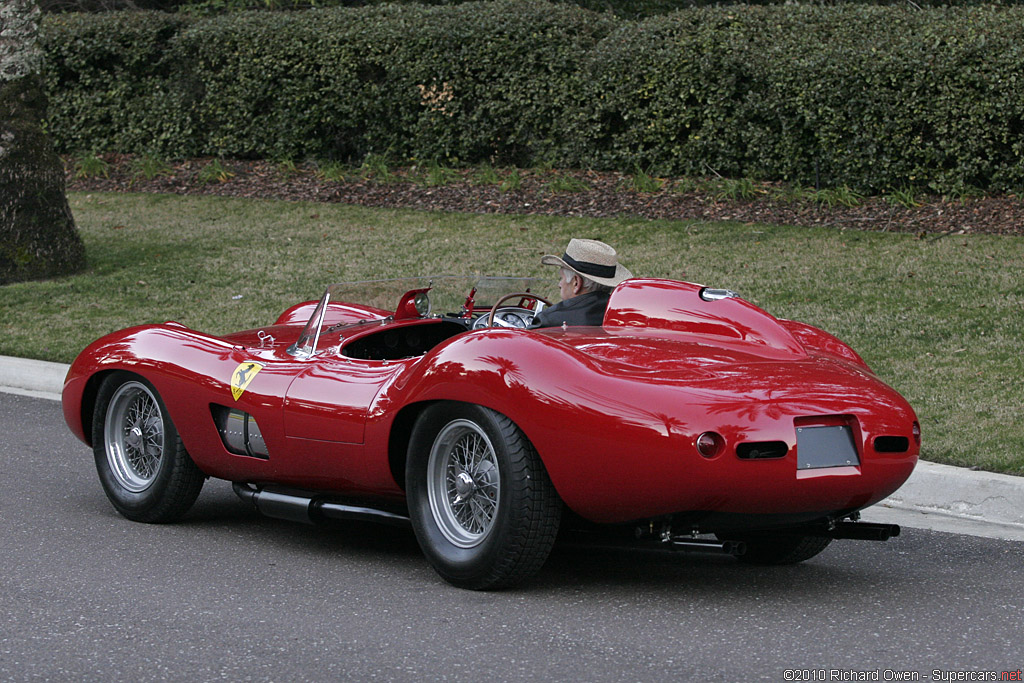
(62, 277, 919, 589)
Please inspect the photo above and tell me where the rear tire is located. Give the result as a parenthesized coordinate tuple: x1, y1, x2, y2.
(406, 403, 561, 589)
(92, 372, 204, 523)
(726, 532, 832, 565)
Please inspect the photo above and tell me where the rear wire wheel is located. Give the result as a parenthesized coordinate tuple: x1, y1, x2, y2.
(407, 403, 561, 589)
(92, 372, 204, 523)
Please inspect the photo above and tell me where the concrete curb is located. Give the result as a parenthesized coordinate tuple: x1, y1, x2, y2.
(881, 460, 1024, 530)
(3, 354, 1022, 535)
(1, 355, 67, 401)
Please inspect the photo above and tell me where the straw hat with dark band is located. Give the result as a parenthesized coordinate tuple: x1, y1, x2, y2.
(541, 238, 632, 287)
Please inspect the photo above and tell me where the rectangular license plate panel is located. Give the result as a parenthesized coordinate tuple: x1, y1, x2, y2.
(796, 424, 860, 470)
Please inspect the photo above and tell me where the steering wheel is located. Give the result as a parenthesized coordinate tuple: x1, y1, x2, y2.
(486, 293, 553, 328)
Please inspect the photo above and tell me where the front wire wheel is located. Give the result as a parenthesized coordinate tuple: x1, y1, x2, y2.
(408, 403, 561, 590)
(104, 381, 164, 492)
(92, 372, 204, 523)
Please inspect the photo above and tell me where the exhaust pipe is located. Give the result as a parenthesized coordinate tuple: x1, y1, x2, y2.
(314, 500, 411, 529)
(233, 483, 410, 528)
(824, 521, 901, 541)
(668, 537, 747, 556)
(233, 483, 314, 524)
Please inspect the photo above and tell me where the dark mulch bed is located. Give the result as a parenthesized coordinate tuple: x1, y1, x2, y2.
(65, 156, 1024, 237)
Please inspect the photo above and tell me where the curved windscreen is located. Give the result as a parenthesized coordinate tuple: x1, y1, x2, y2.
(289, 276, 557, 357)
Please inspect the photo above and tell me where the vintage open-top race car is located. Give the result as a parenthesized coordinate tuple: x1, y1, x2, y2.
(63, 276, 920, 589)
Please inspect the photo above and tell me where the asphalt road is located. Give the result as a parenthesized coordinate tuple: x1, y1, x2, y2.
(2, 392, 1022, 682)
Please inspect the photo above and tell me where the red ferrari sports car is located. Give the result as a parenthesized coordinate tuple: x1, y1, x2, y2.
(63, 276, 919, 589)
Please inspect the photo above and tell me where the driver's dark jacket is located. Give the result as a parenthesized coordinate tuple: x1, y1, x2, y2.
(531, 290, 610, 328)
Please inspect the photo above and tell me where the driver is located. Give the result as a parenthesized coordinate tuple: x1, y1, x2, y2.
(531, 238, 632, 328)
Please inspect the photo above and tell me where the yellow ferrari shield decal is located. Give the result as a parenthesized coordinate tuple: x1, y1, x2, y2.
(230, 361, 263, 401)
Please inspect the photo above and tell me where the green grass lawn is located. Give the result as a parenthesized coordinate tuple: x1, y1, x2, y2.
(3, 191, 1022, 475)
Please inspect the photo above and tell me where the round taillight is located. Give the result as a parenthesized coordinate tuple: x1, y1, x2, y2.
(912, 421, 921, 446)
(696, 431, 724, 458)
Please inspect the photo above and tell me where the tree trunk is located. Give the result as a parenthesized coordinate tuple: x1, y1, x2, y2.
(1, 0, 85, 285)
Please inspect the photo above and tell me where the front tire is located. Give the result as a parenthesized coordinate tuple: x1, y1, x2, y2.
(406, 403, 561, 589)
(92, 372, 204, 523)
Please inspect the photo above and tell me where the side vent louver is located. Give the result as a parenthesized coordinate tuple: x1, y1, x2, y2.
(212, 405, 270, 459)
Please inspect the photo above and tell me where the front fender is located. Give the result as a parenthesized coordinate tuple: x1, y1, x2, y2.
(62, 323, 239, 452)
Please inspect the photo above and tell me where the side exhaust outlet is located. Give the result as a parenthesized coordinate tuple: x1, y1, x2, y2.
(825, 521, 901, 541)
(232, 483, 410, 528)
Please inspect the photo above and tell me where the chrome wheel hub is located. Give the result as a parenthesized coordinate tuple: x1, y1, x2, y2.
(454, 471, 475, 501)
(427, 419, 501, 548)
(126, 425, 144, 450)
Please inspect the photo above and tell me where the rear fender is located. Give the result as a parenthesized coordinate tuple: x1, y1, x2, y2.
(370, 329, 693, 511)
(780, 320, 870, 370)
(373, 326, 918, 524)
(604, 279, 805, 357)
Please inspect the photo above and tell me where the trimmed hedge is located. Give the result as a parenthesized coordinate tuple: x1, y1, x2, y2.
(43, 2, 615, 164)
(41, 2, 1024, 192)
(570, 5, 1024, 192)
(42, 0, 1024, 18)
(173, 2, 616, 163)
(42, 12, 195, 154)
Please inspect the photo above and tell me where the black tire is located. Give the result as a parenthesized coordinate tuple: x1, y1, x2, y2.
(406, 403, 561, 590)
(726, 532, 832, 565)
(92, 372, 204, 523)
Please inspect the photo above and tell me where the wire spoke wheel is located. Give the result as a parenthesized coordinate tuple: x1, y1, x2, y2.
(92, 372, 204, 523)
(407, 403, 561, 589)
(104, 381, 165, 492)
(428, 419, 501, 548)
